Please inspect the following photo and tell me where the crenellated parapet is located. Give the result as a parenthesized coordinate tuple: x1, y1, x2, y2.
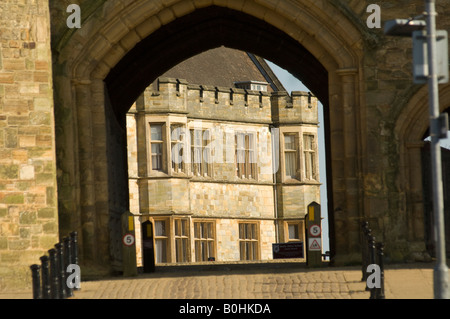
(134, 77, 318, 124)
(270, 91, 318, 125)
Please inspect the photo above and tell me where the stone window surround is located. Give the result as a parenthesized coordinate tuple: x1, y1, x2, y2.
(279, 126, 319, 184)
(193, 220, 217, 262)
(238, 221, 260, 261)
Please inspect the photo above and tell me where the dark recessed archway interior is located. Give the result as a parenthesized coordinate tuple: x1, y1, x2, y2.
(421, 106, 450, 257)
(421, 107, 450, 140)
(105, 6, 328, 123)
(104, 5, 335, 260)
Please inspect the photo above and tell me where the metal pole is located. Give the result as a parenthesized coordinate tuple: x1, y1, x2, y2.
(48, 249, 60, 299)
(30, 264, 41, 299)
(368, 236, 377, 299)
(376, 242, 385, 299)
(361, 221, 369, 282)
(40, 255, 51, 299)
(425, 0, 449, 299)
(55, 242, 67, 299)
(63, 237, 74, 297)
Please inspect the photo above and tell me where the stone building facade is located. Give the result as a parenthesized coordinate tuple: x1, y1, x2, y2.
(126, 74, 320, 265)
(2, 0, 450, 292)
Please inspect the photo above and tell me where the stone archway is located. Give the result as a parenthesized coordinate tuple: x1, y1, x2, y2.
(51, 0, 365, 272)
(394, 84, 450, 260)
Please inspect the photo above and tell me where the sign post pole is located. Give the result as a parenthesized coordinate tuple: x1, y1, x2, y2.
(121, 211, 137, 277)
(306, 202, 322, 267)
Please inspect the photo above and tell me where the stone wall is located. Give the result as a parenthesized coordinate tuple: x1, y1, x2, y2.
(0, 0, 58, 291)
(215, 219, 277, 261)
(142, 78, 315, 124)
(1, 0, 445, 290)
(126, 75, 318, 264)
(190, 182, 275, 219)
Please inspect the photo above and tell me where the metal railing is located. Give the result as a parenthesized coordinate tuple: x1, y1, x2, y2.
(30, 231, 80, 299)
(361, 221, 385, 299)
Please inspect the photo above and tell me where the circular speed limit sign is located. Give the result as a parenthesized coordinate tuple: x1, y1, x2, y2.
(309, 225, 321, 237)
(122, 233, 135, 246)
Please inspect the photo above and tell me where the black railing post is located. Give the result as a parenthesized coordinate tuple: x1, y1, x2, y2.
(63, 237, 73, 297)
(55, 242, 66, 299)
(70, 231, 78, 266)
(30, 230, 80, 299)
(368, 235, 377, 299)
(364, 228, 373, 291)
(361, 221, 370, 282)
(376, 242, 385, 299)
(30, 264, 41, 299)
(40, 255, 51, 299)
(70, 231, 80, 291)
(48, 248, 59, 299)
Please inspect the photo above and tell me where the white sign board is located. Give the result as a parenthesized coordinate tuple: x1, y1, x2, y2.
(308, 238, 321, 251)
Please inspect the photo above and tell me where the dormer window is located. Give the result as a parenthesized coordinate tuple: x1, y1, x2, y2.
(234, 81, 268, 92)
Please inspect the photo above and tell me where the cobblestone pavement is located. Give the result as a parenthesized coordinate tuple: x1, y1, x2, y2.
(73, 267, 367, 299)
(1, 262, 438, 299)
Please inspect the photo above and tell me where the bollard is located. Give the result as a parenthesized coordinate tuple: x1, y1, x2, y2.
(63, 237, 73, 297)
(48, 249, 59, 299)
(40, 255, 51, 299)
(29, 230, 80, 299)
(70, 231, 80, 291)
(70, 231, 78, 265)
(361, 221, 370, 282)
(361, 222, 387, 299)
(30, 264, 42, 299)
(368, 236, 377, 299)
(376, 242, 385, 299)
(55, 242, 67, 299)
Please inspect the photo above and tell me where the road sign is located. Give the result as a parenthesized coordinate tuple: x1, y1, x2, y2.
(308, 238, 321, 251)
(122, 233, 135, 246)
(412, 30, 449, 84)
(309, 225, 321, 237)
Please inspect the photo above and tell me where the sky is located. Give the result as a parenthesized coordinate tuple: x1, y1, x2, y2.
(266, 60, 330, 253)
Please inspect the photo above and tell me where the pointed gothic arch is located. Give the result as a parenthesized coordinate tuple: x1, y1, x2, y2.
(52, 0, 366, 271)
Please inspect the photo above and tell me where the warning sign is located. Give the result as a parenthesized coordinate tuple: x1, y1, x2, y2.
(308, 238, 321, 251)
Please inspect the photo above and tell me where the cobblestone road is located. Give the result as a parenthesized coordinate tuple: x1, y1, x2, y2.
(0, 262, 438, 299)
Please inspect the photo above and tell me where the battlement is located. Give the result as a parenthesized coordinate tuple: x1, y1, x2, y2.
(270, 90, 318, 125)
(134, 77, 318, 124)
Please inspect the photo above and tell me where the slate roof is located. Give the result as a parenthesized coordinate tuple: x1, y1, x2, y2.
(157, 46, 286, 92)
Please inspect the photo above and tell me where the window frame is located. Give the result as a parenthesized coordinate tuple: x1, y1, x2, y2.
(149, 123, 165, 172)
(303, 133, 318, 181)
(170, 123, 188, 174)
(190, 128, 213, 178)
(284, 220, 304, 243)
(153, 218, 170, 264)
(283, 133, 299, 181)
(193, 220, 216, 262)
(238, 222, 260, 261)
(235, 132, 257, 180)
(174, 217, 190, 263)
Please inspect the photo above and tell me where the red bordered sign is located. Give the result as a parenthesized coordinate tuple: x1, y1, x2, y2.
(309, 225, 321, 237)
(122, 233, 135, 246)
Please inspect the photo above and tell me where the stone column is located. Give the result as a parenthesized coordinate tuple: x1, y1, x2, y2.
(333, 68, 363, 263)
(72, 79, 97, 263)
